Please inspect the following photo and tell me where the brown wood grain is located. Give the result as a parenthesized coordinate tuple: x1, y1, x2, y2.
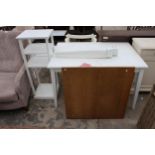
(62, 68, 135, 119)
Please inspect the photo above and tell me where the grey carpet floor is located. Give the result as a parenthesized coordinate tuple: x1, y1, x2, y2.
(0, 69, 150, 129)
(0, 90, 149, 129)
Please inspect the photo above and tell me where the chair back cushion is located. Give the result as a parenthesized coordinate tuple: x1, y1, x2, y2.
(0, 31, 23, 72)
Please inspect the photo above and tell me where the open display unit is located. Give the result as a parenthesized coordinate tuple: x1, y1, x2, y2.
(16, 29, 59, 107)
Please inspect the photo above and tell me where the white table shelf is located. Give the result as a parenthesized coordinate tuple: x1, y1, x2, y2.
(27, 56, 49, 68)
(35, 83, 54, 99)
(24, 43, 54, 55)
(16, 29, 53, 40)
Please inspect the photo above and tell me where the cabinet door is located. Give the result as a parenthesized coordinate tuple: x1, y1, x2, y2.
(62, 68, 134, 119)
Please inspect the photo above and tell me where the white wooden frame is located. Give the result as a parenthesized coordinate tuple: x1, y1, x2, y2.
(17, 30, 58, 107)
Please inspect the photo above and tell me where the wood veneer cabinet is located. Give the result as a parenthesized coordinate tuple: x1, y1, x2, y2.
(62, 68, 134, 119)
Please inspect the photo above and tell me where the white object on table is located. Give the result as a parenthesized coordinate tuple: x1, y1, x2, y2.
(16, 29, 58, 107)
(48, 42, 148, 109)
(54, 42, 117, 58)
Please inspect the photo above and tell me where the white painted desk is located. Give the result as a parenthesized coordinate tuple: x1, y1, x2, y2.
(48, 42, 148, 109)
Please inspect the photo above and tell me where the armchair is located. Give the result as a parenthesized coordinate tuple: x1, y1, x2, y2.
(0, 31, 31, 110)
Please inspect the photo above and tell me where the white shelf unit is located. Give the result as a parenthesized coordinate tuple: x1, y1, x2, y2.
(24, 43, 54, 55)
(16, 29, 58, 107)
(27, 56, 49, 68)
(35, 83, 55, 99)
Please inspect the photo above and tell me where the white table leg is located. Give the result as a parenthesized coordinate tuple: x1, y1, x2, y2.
(132, 69, 144, 109)
(50, 69, 58, 108)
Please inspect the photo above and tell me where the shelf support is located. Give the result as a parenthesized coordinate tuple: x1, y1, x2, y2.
(18, 40, 35, 95)
(50, 35, 55, 53)
(45, 39, 50, 61)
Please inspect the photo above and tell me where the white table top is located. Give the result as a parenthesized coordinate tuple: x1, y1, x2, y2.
(132, 38, 155, 49)
(52, 30, 67, 36)
(16, 29, 53, 40)
(48, 42, 148, 69)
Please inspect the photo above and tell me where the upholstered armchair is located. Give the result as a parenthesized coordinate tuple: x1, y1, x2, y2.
(0, 31, 31, 110)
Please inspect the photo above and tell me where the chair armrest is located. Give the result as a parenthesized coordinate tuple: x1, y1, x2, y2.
(15, 65, 25, 84)
(14, 64, 25, 92)
(14, 64, 31, 106)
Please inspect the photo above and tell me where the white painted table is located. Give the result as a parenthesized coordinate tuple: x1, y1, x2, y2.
(48, 42, 148, 109)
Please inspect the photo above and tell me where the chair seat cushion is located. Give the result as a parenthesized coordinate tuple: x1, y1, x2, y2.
(0, 72, 18, 103)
